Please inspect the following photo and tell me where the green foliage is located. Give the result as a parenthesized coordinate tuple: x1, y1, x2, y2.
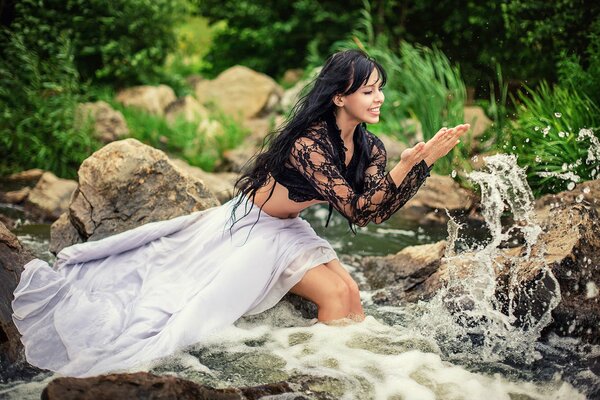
(197, 0, 363, 78)
(164, 16, 213, 79)
(3, 0, 184, 87)
(502, 0, 600, 83)
(99, 93, 249, 172)
(0, 33, 100, 179)
(507, 82, 600, 195)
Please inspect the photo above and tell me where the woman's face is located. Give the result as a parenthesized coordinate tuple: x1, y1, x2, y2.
(337, 68, 385, 125)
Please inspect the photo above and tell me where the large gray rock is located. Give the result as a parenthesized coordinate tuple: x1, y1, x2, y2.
(25, 172, 78, 222)
(164, 95, 209, 124)
(49, 139, 219, 254)
(75, 101, 129, 143)
(116, 85, 176, 116)
(0, 223, 33, 363)
(195, 66, 283, 120)
(170, 159, 238, 204)
(42, 372, 294, 400)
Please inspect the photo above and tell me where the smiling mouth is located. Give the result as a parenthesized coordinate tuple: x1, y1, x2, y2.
(368, 107, 381, 114)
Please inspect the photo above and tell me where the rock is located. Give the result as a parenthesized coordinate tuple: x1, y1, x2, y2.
(218, 143, 259, 173)
(362, 241, 447, 291)
(75, 101, 129, 143)
(464, 106, 492, 143)
(170, 159, 238, 203)
(7, 169, 44, 183)
(282, 293, 318, 319)
(1, 187, 30, 204)
(281, 68, 304, 86)
(164, 95, 209, 124)
(50, 139, 219, 254)
(506, 205, 600, 343)
(281, 78, 309, 112)
(535, 179, 600, 222)
(195, 66, 283, 120)
(0, 223, 33, 364)
(377, 134, 407, 164)
(25, 172, 78, 222)
(116, 85, 177, 116)
(49, 213, 83, 255)
(42, 372, 295, 400)
(397, 174, 476, 225)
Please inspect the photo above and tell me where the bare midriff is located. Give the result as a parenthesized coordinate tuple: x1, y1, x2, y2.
(251, 176, 326, 219)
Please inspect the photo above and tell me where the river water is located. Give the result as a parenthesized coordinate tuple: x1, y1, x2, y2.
(1, 155, 598, 399)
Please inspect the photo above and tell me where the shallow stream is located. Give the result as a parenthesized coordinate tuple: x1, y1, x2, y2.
(1, 155, 598, 399)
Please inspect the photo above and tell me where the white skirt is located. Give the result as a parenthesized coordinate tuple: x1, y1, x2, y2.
(11, 198, 337, 377)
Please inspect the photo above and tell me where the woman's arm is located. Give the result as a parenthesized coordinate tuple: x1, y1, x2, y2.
(289, 132, 430, 226)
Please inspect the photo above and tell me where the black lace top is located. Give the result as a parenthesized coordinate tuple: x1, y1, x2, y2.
(272, 113, 432, 227)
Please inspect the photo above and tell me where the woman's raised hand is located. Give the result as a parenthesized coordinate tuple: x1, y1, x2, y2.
(422, 124, 470, 167)
(399, 141, 426, 167)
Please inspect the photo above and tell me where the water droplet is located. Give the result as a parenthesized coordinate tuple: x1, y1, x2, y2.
(576, 194, 584, 203)
(525, 138, 530, 143)
(583, 187, 591, 194)
(534, 126, 540, 131)
(451, 170, 457, 178)
(558, 131, 565, 138)
(567, 182, 575, 190)
(535, 156, 542, 162)
(562, 163, 568, 171)
(554, 112, 562, 118)
(512, 146, 516, 150)
(542, 126, 551, 137)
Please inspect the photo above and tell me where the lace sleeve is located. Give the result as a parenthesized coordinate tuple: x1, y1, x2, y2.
(289, 133, 431, 226)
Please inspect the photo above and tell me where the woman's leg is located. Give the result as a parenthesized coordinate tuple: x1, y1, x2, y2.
(289, 264, 352, 322)
(324, 259, 365, 321)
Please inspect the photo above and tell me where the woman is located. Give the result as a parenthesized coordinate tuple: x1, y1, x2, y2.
(12, 49, 468, 377)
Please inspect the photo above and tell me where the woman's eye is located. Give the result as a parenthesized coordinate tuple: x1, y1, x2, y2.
(364, 91, 373, 95)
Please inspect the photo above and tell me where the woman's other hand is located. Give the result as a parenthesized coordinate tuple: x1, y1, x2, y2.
(422, 124, 470, 167)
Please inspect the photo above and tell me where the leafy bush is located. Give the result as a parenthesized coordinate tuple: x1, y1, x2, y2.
(197, 0, 363, 78)
(0, 33, 100, 179)
(99, 93, 249, 172)
(507, 82, 600, 195)
(3, 0, 184, 87)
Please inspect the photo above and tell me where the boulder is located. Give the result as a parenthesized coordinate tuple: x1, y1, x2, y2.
(281, 68, 304, 86)
(463, 106, 492, 143)
(505, 205, 600, 343)
(363, 241, 450, 305)
(42, 372, 294, 400)
(50, 139, 219, 254)
(535, 179, 600, 222)
(116, 85, 177, 116)
(195, 66, 283, 120)
(170, 159, 238, 204)
(397, 174, 476, 225)
(377, 134, 407, 165)
(164, 95, 209, 125)
(1, 187, 30, 204)
(25, 172, 78, 222)
(218, 143, 260, 173)
(0, 223, 33, 364)
(7, 169, 44, 183)
(75, 101, 129, 143)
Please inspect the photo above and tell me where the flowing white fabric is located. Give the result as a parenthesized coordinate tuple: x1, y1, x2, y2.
(12, 199, 337, 377)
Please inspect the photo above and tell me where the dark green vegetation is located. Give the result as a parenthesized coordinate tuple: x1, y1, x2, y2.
(0, 0, 598, 196)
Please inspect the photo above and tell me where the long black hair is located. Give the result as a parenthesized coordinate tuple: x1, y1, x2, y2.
(230, 49, 387, 228)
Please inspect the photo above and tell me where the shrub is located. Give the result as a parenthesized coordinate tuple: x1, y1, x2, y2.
(3, 0, 184, 87)
(0, 33, 100, 179)
(507, 82, 600, 196)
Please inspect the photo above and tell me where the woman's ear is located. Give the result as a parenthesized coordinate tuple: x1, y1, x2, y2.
(333, 94, 344, 107)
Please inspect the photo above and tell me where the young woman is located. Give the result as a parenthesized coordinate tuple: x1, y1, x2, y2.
(12, 49, 468, 377)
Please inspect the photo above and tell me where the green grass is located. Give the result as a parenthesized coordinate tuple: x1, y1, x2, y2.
(507, 81, 600, 195)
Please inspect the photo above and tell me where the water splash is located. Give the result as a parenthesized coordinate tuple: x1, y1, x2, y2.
(416, 154, 560, 364)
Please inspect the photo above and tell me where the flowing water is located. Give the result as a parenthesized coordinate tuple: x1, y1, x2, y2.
(1, 154, 599, 399)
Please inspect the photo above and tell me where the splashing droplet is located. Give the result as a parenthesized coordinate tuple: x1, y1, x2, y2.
(576, 194, 584, 203)
(534, 126, 540, 131)
(554, 112, 562, 118)
(583, 187, 591, 194)
(567, 182, 576, 190)
(451, 170, 457, 178)
(558, 131, 566, 138)
(535, 156, 542, 163)
(525, 138, 530, 143)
